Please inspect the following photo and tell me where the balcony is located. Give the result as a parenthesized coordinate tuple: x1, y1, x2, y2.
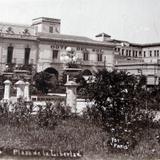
(4, 63, 36, 74)
(82, 60, 105, 66)
(115, 58, 144, 65)
(4, 63, 16, 72)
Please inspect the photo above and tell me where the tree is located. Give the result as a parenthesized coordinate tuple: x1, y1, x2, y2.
(146, 85, 160, 111)
(84, 69, 149, 150)
(33, 71, 58, 94)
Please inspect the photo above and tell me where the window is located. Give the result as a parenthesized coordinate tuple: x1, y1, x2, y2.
(135, 51, 137, 57)
(7, 46, 13, 64)
(24, 48, 30, 65)
(52, 50, 58, 59)
(157, 50, 159, 57)
(149, 51, 152, 57)
(133, 50, 135, 57)
(154, 50, 157, 57)
(143, 51, 146, 57)
(126, 50, 128, 56)
(129, 50, 131, 57)
(97, 53, 103, 61)
(83, 51, 89, 61)
(139, 51, 142, 57)
(49, 26, 53, 33)
(117, 48, 120, 52)
(121, 49, 124, 56)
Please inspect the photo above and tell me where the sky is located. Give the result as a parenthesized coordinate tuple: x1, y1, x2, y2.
(0, 0, 160, 43)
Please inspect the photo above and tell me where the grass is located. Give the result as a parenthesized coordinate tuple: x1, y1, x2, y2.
(0, 119, 160, 159)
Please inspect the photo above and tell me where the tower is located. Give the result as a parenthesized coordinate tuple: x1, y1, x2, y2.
(32, 17, 61, 34)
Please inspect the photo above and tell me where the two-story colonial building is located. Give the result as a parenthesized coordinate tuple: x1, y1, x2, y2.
(0, 17, 115, 81)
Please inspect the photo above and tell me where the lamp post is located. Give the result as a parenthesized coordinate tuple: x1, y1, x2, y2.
(61, 47, 81, 114)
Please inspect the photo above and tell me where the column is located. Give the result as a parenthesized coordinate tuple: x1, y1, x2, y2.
(3, 80, 12, 101)
(65, 81, 79, 113)
(24, 82, 30, 102)
(15, 80, 25, 99)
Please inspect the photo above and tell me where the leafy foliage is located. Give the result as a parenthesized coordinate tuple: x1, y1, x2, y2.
(9, 99, 34, 127)
(33, 71, 58, 94)
(59, 71, 87, 96)
(37, 102, 71, 129)
(0, 99, 33, 127)
(0, 100, 71, 130)
(84, 69, 150, 150)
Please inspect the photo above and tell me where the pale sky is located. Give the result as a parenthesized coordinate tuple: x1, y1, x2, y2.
(0, 0, 160, 43)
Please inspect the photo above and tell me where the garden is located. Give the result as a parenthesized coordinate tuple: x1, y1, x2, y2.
(0, 69, 160, 159)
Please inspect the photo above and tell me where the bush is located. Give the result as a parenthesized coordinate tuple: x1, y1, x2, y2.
(0, 100, 72, 130)
(9, 99, 34, 127)
(36, 102, 71, 129)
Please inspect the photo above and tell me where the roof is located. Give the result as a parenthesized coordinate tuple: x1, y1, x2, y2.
(108, 38, 160, 48)
(108, 39, 128, 43)
(108, 39, 143, 48)
(142, 43, 160, 47)
(38, 32, 94, 42)
(32, 17, 60, 25)
(0, 22, 31, 28)
(32, 17, 60, 21)
(37, 32, 115, 47)
(0, 22, 35, 35)
(95, 33, 111, 38)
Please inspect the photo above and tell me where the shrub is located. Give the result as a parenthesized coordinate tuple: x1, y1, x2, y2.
(9, 98, 34, 127)
(36, 102, 71, 129)
(0, 99, 71, 130)
(0, 102, 10, 125)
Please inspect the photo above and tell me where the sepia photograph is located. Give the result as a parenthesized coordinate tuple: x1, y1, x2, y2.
(0, 0, 159, 159)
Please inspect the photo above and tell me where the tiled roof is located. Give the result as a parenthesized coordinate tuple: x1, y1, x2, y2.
(0, 22, 35, 35)
(37, 32, 115, 47)
(38, 32, 94, 42)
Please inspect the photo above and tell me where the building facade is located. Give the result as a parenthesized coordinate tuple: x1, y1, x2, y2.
(0, 17, 115, 81)
(106, 38, 160, 85)
(1, 17, 160, 86)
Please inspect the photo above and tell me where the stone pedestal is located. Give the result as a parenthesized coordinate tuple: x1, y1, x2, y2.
(15, 80, 25, 99)
(65, 81, 79, 113)
(64, 68, 82, 82)
(3, 80, 12, 101)
(24, 82, 30, 102)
